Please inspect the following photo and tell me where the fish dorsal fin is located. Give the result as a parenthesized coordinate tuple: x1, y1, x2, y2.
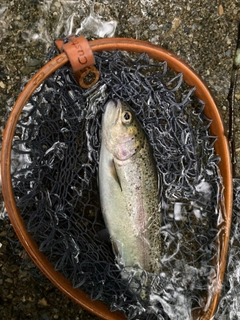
(109, 159, 122, 191)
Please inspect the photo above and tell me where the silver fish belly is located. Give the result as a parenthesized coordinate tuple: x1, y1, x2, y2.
(99, 100, 161, 273)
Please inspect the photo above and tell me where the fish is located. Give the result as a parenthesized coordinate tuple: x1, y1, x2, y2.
(99, 100, 161, 274)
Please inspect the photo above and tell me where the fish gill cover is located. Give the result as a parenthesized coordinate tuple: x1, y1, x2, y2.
(10, 46, 224, 319)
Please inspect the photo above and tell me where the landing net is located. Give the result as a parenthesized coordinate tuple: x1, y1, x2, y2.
(10, 46, 224, 319)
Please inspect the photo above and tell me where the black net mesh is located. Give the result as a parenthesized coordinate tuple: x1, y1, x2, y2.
(10, 45, 224, 319)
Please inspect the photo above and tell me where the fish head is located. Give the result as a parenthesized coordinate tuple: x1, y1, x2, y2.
(102, 100, 145, 161)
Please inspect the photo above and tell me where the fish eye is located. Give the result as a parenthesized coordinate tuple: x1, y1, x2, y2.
(121, 111, 132, 124)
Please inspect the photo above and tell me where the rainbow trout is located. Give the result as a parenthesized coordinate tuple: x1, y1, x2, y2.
(99, 100, 161, 274)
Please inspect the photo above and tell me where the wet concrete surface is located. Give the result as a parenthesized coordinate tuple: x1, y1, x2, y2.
(0, 0, 240, 319)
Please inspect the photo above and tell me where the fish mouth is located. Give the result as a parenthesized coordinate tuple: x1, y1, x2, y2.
(114, 100, 122, 124)
(105, 100, 121, 125)
(104, 100, 124, 125)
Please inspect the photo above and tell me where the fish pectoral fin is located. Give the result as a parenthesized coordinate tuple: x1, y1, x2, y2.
(109, 159, 122, 191)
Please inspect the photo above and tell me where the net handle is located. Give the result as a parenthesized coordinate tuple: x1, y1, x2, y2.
(1, 37, 233, 320)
